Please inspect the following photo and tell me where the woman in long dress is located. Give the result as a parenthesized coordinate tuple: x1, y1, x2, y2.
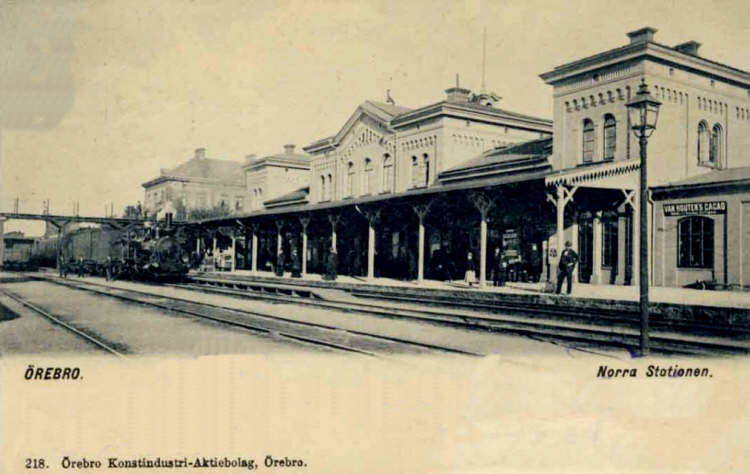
(464, 251, 476, 285)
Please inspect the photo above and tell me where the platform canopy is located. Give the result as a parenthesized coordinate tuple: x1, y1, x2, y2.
(545, 159, 640, 190)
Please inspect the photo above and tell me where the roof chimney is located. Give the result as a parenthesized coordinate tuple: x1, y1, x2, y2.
(194, 147, 206, 159)
(674, 40, 701, 56)
(244, 154, 257, 165)
(627, 27, 657, 44)
(445, 86, 472, 103)
(284, 144, 296, 155)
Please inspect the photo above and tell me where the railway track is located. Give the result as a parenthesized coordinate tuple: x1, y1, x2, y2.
(177, 276, 750, 357)
(0, 287, 127, 358)
(33, 276, 481, 357)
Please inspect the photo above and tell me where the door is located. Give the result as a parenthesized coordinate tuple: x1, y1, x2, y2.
(578, 218, 593, 283)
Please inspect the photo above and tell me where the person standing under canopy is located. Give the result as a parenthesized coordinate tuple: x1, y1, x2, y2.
(464, 251, 477, 286)
(555, 241, 579, 295)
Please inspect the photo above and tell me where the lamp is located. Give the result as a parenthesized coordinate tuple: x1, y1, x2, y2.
(627, 79, 661, 137)
(625, 78, 661, 357)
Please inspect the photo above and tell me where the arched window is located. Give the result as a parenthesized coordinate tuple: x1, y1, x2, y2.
(423, 154, 430, 187)
(582, 119, 595, 163)
(363, 158, 374, 195)
(410, 156, 418, 187)
(382, 154, 393, 193)
(678, 216, 714, 268)
(320, 175, 326, 201)
(709, 124, 722, 166)
(346, 162, 354, 197)
(603, 115, 616, 160)
(697, 121, 709, 163)
(326, 174, 333, 201)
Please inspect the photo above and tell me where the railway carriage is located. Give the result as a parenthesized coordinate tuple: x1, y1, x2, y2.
(31, 226, 190, 282)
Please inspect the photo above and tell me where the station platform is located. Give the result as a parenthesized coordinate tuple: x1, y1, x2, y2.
(197, 269, 750, 310)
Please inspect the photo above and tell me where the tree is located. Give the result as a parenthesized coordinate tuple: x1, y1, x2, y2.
(122, 202, 143, 218)
(187, 203, 232, 221)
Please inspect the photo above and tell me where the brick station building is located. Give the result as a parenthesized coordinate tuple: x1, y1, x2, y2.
(198, 27, 750, 290)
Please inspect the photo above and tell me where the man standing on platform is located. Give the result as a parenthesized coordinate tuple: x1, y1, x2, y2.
(555, 241, 578, 295)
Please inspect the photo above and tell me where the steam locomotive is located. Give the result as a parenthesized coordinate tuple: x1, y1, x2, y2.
(31, 224, 190, 282)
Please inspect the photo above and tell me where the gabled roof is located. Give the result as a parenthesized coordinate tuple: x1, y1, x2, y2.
(264, 187, 310, 209)
(142, 155, 245, 188)
(651, 166, 750, 196)
(390, 99, 552, 131)
(364, 100, 413, 119)
(304, 100, 412, 153)
(440, 137, 553, 183)
(244, 150, 312, 171)
(540, 29, 749, 88)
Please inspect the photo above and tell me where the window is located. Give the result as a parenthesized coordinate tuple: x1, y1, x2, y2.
(697, 121, 709, 163)
(346, 162, 355, 196)
(410, 156, 418, 187)
(582, 119, 595, 163)
(382, 154, 393, 193)
(601, 219, 618, 267)
(327, 174, 333, 201)
(320, 176, 326, 201)
(603, 115, 616, 160)
(363, 158, 374, 194)
(709, 124, 722, 166)
(423, 154, 430, 187)
(678, 216, 714, 268)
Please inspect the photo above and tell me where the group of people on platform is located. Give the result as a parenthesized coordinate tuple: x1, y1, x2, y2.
(200, 239, 580, 295)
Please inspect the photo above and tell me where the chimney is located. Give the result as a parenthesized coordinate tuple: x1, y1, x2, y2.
(194, 147, 206, 159)
(244, 154, 257, 165)
(284, 144, 296, 155)
(674, 40, 701, 56)
(445, 86, 472, 103)
(626, 27, 657, 44)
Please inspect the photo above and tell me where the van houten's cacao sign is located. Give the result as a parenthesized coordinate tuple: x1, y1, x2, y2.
(663, 201, 726, 216)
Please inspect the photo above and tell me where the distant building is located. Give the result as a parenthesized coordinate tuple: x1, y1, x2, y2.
(141, 147, 246, 217)
(244, 145, 312, 211)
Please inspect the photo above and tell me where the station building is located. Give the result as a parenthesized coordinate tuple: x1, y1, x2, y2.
(202, 86, 554, 282)
(540, 27, 750, 289)
(198, 27, 750, 290)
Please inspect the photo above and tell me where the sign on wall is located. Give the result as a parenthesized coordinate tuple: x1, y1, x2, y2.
(663, 201, 726, 217)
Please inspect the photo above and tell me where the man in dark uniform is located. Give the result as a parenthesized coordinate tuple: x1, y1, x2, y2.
(492, 247, 506, 287)
(556, 241, 579, 295)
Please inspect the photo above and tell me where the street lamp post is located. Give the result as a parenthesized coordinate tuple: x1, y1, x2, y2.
(626, 79, 661, 357)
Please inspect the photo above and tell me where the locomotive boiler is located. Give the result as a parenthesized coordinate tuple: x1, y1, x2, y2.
(33, 225, 189, 282)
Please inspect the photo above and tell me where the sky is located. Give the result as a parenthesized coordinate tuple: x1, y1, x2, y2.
(1, 0, 748, 235)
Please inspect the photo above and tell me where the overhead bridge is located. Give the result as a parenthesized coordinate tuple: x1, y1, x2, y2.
(0, 211, 189, 266)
